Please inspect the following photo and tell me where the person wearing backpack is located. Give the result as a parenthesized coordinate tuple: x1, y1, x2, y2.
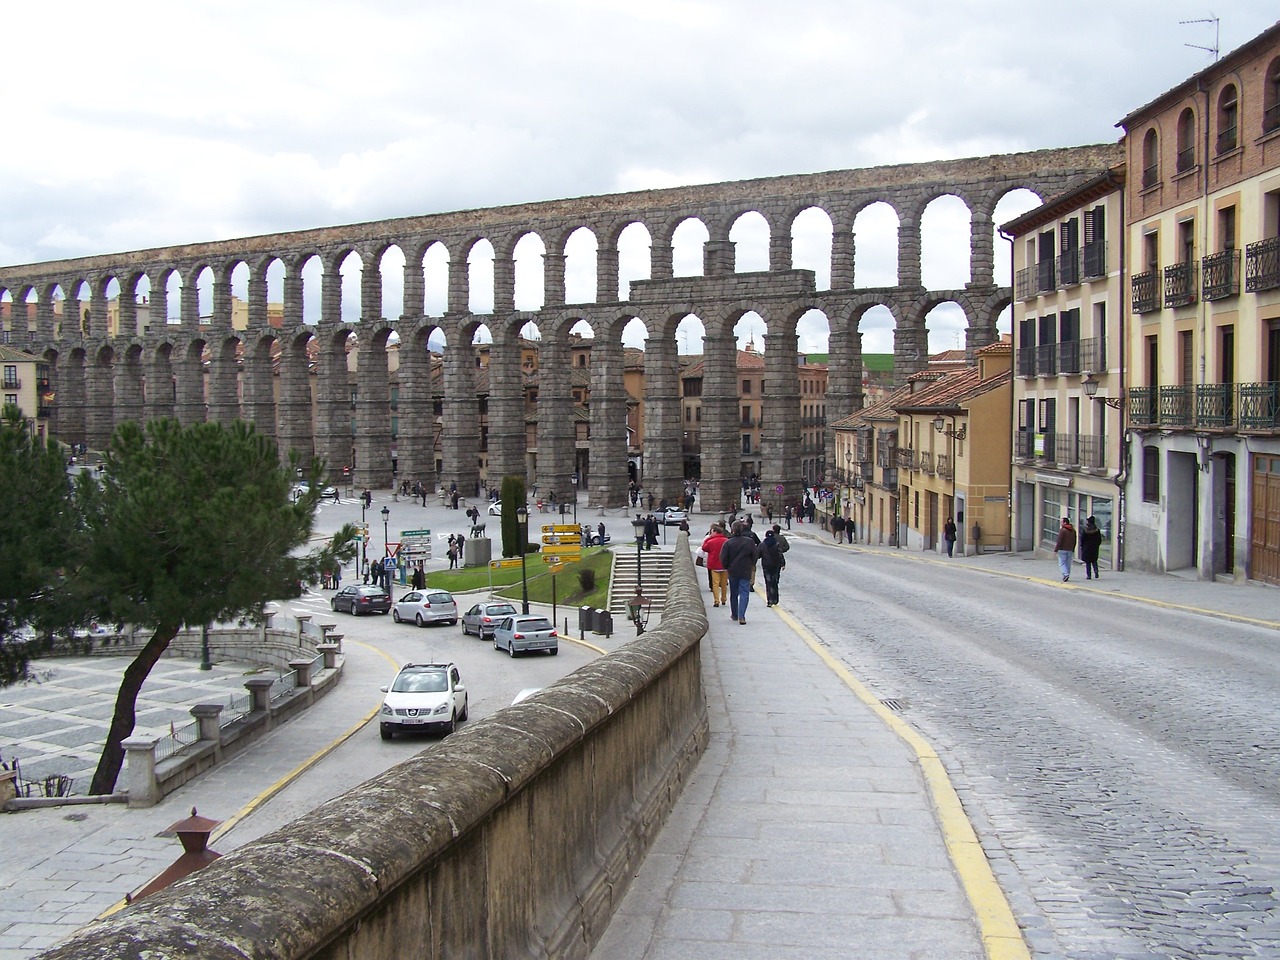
(759, 527, 786, 607)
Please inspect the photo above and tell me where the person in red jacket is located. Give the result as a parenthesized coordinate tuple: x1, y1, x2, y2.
(701, 524, 729, 608)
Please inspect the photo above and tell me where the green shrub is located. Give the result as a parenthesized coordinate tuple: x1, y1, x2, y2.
(577, 568, 596, 592)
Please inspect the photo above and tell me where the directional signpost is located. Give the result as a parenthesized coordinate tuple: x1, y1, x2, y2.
(541, 523, 581, 564)
(399, 528, 433, 562)
(489, 559, 524, 570)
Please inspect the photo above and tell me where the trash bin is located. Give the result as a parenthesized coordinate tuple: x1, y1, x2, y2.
(579, 606, 594, 635)
(593, 608, 613, 638)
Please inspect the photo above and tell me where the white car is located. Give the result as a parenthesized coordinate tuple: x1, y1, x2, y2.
(379, 662, 468, 740)
(392, 590, 458, 627)
(487, 502, 502, 516)
(291, 481, 339, 503)
(661, 507, 687, 526)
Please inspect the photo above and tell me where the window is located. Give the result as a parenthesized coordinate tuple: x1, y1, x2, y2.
(741, 405, 751, 425)
(2, 365, 16, 389)
(1040, 486, 1063, 547)
(1265, 58, 1280, 134)
(1142, 446, 1160, 503)
(4, 394, 16, 408)
(1217, 84, 1238, 153)
(1082, 204, 1107, 277)
(1144, 231, 1159, 274)
(1142, 128, 1159, 188)
(1176, 108, 1196, 172)
(1218, 205, 1236, 252)
(742, 379, 751, 395)
(741, 434, 752, 454)
(1146, 335, 1159, 388)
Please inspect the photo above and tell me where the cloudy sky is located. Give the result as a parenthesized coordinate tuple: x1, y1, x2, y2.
(3, 1, 1276, 353)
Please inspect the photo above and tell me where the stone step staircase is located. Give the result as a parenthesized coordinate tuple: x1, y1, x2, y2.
(607, 548, 676, 616)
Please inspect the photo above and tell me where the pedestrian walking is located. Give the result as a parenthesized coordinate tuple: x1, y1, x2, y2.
(1054, 517, 1077, 582)
(832, 514, 845, 541)
(719, 522, 760, 625)
(784, 504, 792, 529)
(1079, 515, 1102, 580)
(943, 517, 957, 558)
(759, 528, 786, 607)
(701, 524, 729, 607)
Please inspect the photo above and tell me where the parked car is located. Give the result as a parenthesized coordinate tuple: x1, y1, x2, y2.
(661, 506, 687, 526)
(331, 584, 391, 616)
(492, 614, 559, 656)
(392, 590, 458, 627)
(487, 502, 503, 516)
(378, 662, 468, 740)
(461, 601, 518, 639)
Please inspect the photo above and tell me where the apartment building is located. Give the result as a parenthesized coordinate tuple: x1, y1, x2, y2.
(1004, 168, 1127, 569)
(1118, 22, 1280, 584)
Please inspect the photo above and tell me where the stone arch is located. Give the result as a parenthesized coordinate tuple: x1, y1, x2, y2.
(728, 211, 770, 274)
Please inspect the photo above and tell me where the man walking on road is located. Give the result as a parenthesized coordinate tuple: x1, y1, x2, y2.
(1054, 517, 1077, 582)
(719, 522, 760, 625)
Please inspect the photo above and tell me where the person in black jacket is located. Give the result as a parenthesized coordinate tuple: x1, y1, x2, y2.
(719, 522, 760, 624)
(1079, 515, 1103, 580)
(759, 528, 786, 607)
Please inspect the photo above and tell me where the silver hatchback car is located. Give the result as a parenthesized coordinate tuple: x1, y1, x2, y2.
(492, 614, 559, 657)
(392, 590, 458, 627)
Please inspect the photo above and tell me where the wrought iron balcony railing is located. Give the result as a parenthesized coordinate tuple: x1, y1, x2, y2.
(1015, 266, 1037, 302)
(1127, 382, 1280, 432)
(1245, 237, 1280, 293)
(1082, 240, 1107, 279)
(1201, 249, 1239, 301)
(1164, 261, 1198, 308)
(1058, 248, 1080, 287)
(1016, 346, 1036, 378)
(1037, 258, 1056, 293)
(1132, 270, 1158, 313)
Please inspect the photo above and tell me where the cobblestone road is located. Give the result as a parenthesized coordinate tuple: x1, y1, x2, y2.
(783, 543, 1280, 960)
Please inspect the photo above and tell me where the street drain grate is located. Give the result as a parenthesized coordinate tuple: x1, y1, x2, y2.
(879, 698, 906, 712)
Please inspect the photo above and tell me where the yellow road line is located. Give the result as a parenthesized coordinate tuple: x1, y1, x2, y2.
(822, 540, 1280, 631)
(770, 601, 1032, 960)
(99, 639, 398, 920)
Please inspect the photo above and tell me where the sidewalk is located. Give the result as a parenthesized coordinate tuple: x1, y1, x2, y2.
(0, 637, 392, 960)
(589, 587, 1000, 960)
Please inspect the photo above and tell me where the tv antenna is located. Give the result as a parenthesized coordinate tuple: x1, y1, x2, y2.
(1181, 15, 1220, 61)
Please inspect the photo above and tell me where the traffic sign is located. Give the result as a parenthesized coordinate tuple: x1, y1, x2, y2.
(542, 555, 571, 567)
(541, 533, 580, 545)
(489, 559, 524, 570)
(541, 524, 580, 534)
(400, 529, 431, 538)
(540, 544, 582, 558)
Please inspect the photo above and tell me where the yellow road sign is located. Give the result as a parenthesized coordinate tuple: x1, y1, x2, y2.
(489, 559, 525, 570)
(541, 555, 570, 568)
(540, 544, 583, 557)
(541, 534, 580, 545)
(541, 524, 581, 534)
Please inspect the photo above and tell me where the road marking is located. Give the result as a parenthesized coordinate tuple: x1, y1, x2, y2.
(97, 639, 400, 921)
(818, 540, 1280, 631)
(766, 595, 1032, 960)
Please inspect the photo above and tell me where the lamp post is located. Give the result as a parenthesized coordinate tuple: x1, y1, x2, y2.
(381, 505, 393, 603)
(933, 415, 967, 546)
(631, 514, 646, 597)
(845, 450, 854, 542)
(516, 504, 529, 614)
(571, 471, 578, 523)
(627, 587, 651, 636)
(199, 622, 211, 671)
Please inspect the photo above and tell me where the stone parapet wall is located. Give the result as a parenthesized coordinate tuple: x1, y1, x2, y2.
(34, 543, 710, 960)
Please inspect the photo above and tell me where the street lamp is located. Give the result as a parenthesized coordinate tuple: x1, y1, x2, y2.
(199, 622, 211, 671)
(516, 504, 529, 614)
(1082, 372, 1124, 409)
(845, 450, 854, 542)
(627, 587, 651, 635)
(381, 505, 393, 603)
(571, 471, 579, 523)
(631, 514, 647, 597)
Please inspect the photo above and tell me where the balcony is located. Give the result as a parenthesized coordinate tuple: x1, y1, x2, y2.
(1015, 431, 1034, 459)
(1245, 237, 1280, 293)
(1, 378, 18, 390)
(896, 448, 915, 471)
(1015, 266, 1037, 302)
(1078, 337, 1107, 372)
(1054, 434, 1106, 470)
(1082, 240, 1107, 279)
(1037, 258, 1056, 294)
(1016, 346, 1036, 377)
(1126, 382, 1280, 432)
(1132, 271, 1158, 313)
(1163, 261, 1197, 309)
(1216, 125, 1238, 155)
(1201, 249, 1240, 301)
(1036, 342, 1058, 377)
(879, 467, 898, 489)
(1142, 164, 1159, 189)
(1058, 248, 1080, 287)
(1176, 146, 1196, 174)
